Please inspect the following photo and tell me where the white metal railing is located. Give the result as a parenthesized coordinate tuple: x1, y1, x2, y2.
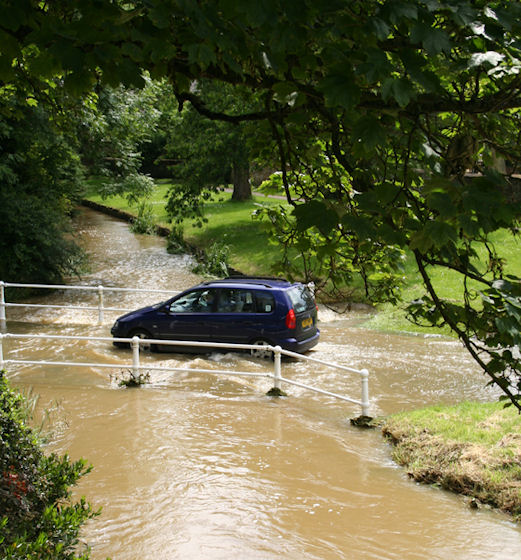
(0, 281, 178, 325)
(0, 333, 370, 416)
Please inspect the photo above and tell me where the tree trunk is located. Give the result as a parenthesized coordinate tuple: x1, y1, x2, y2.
(231, 162, 252, 201)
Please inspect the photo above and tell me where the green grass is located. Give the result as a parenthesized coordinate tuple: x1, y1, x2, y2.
(386, 401, 521, 445)
(364, 229, 521, 334)
(383, 401, 521, 518)
(182, 195, 285, 275)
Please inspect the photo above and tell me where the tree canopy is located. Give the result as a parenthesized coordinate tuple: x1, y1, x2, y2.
(163, 80, 256, 225)
(3, 0, 521, 407)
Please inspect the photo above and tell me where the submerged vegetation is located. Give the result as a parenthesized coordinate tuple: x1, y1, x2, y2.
(383, 402, 521, 519)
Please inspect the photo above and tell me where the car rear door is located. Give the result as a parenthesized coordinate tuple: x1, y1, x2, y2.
(287, 285, 318, 341)
(207, 288, 256, 344)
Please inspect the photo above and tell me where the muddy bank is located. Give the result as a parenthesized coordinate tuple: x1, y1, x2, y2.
(382, 405, 521, 521)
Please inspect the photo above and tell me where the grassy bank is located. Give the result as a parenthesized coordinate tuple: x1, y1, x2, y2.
(84, 180, 286, 276)
(382, 402, 521, 519)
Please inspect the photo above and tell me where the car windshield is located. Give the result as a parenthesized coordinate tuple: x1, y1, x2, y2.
(287, 285, 315, 313)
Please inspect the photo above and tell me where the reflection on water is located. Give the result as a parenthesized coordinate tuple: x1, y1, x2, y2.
(4, 208, 520, 560)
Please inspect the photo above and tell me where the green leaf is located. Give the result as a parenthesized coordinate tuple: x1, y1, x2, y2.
(426, 191, 457, 218)
(411, 23, 451, 55)
(293, 201, 338, 234)
(149, 5, 173, 28)
(0, 1, 29, 31)
(187, 42, 217, 68)
(399, 49, 443, 93)
(341, 214, 377, 239)
(410, 220, 458, 252)
(0, 56, 15, 81)
(352, 115, 387, 149)
(370, 18, 391, 40)
(64, 70, 96, 95)
(381, 77, 415, 107)
(358, 48, 392, 82)
(272, 81, 299, 104)
(28, 51, 60, 78)
(318, 73, 360, 110)
(389, 1, 418, 22)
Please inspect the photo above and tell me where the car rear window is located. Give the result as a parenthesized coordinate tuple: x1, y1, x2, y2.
(287, 286, 315, 313)
(254, 291, 275, 313)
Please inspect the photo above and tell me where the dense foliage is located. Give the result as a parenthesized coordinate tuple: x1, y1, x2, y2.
(3, 0, 521, 406)
(0, 92, 85, 283)
(0, 373, 97, 559)
(80, 80, 160, 203)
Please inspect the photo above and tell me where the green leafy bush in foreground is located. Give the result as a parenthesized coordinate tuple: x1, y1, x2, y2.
(0, 372, 98, 559)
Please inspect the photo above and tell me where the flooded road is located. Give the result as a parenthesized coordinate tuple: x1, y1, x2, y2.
(3, 208, 521, 559)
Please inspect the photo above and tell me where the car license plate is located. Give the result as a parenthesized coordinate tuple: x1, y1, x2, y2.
(301, 317, 313, 329)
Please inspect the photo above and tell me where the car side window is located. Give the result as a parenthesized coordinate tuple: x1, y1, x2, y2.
(168, 289, 216, 313)
(254, 291, 275, 313)
(216, 289, 255, 313)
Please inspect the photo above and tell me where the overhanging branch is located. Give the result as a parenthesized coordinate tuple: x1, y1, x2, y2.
(174, 90, 285, 123)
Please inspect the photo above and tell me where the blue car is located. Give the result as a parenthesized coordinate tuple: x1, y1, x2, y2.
(110, 277, 320, 357)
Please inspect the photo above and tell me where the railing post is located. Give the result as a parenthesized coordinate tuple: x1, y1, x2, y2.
(360, 369, 370, 417)
(131, 336, 140, 380)
(0, 281, 6, 328)
(273, 345, 282, 390)
(0, 334, 4, 370)
(97, 285, 104, 325)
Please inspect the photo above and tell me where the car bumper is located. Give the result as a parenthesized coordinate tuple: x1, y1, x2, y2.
(280, 330, 320, 354)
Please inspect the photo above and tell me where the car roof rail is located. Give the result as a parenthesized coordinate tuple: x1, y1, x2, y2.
(201, 276, 291, 289)
(225, 275, 290, 283)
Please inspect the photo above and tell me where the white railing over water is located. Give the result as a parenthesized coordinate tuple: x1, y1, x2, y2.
(0, 281, 371, 416)
(0, 281, 178, 326)
(0, 334, 370, 416)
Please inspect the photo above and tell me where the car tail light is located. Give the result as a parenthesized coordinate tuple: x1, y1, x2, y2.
(285, 309, 296, 329)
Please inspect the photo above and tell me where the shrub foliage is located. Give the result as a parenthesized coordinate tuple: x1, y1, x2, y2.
(0, 373, 97, 559)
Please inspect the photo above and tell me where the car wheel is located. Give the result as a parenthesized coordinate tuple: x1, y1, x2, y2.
(130, 329, 155, 352)
(250, 339, 273, 360)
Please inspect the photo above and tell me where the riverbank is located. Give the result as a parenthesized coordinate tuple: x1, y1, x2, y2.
(382, 401, 521, 520)
(82, 182, 287, 277)
(81, 180, 521, 336)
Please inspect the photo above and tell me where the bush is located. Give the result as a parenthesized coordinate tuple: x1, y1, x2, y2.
(166, 225, 188, 255)
(192, 241, 230, 277)
(0, 373, 98, 559)
(129, 199, 156, 235)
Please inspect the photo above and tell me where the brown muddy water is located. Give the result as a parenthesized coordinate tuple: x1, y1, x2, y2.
(3, 208, 521, 559)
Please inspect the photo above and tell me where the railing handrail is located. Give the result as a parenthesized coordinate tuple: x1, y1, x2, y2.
(0, 332, 370, 415)
(1, 281, 178, 294)
(0, 280, 179, 325)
